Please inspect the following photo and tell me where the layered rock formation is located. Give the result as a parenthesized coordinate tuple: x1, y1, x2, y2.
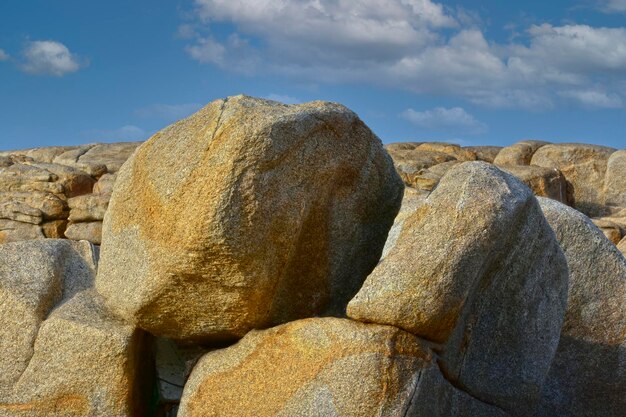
(1, 96, 625, 416)
(0, 142, 140, 245)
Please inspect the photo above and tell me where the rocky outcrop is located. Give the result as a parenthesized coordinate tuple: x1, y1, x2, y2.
(536, 198, 626, 417)
(178, 318, 507, 417)
(96, 95, 403, 342)
(493, 140, 549, 166)
(604, 149, 626, 207)
(0, 142, 140, 245)
(348, 162, 569, 416)
(0, 239, 152, 416)
(2, 290, 153, 417)
(531, 143, 617, 216)
(1, 97, 625, 416)
(501, 165, 572, 205)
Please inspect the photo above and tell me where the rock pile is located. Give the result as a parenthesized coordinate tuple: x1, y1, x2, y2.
(0, 95, 624, 417)
(0, 142, 140, 245)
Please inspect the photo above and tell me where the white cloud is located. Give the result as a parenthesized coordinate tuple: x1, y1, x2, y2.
(600, 0, 626, 12)
(402, 107, 488, 134)
(265, 94, 300, 104)
(183, 2, 626, 110)
(558, 89, 623, 108)
(0, 49, 9, 61)
(135, 103, 203, 121)
(21, 40, 84, 76)
(186, 37, 225, 65)
(85, 125, 147, 141)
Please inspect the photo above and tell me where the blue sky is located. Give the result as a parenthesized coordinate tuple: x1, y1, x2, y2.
(1, 0, 626, 150)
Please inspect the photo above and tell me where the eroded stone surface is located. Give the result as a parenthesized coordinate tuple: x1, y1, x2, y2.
(537, 198, 626, 417)
(348, 162, 569, 415)
(178, 318, 506, 417)
(97, 95, 403, 341)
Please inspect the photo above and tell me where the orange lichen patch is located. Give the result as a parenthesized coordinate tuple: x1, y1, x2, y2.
(183, 319, 432, 417)
(0, 394, 89, 416)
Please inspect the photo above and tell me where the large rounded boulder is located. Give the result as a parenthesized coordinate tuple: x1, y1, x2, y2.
(96, 95, 403, 342)
(536, 198, 626, 417)
(347, 162, 569, 416)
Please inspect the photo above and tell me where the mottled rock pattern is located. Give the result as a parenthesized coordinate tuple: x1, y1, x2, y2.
(617, 236, 626, 256)
(537, 198, 626, 417)
(0, 239, 97, 399)
(97, 95, 403, 342)
(463, 146, 503, 163)
(178, 318, 505, 417)
(1, 290, 153, 417)
(348, 162, 569, 416)
(501, 165, 572, 205)
(604, 149, 626, 207)
(591, 218, 624, 244)
(531, 143, 616, 216)
(64, 222, 103, 245)
(494, 140, 549, 166)
(0, 142, 140, 245)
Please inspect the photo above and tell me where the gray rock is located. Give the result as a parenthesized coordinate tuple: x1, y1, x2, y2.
(0, 239, 97, 399)
(68, 194, 109, 222)
(64, 222, 103, 245)
(536, 198, 626, 417)
(2, 290, 153, 417)
(348, 162, 569, 416)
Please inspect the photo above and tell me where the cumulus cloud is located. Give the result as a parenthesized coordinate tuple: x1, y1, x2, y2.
(402, 107, 488, 134)
(0, 49, 9, 61)
(84, 125, 147, 141)
(182, 1, 626, 110)
(135, 103, 203, 121)
(21, 40, 84, 76)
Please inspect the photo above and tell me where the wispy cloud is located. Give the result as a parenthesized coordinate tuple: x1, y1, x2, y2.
(20, 40, 86, 76)
(265, 94, 300, 104)
(135, 103, 203, 122)
(559, 89, 623, 108)
(181, 1, 626, 111)
(0, 49, 9, 61)
(83, 125, 147, 141)
(599, 0, 626, 12)
(402, 107, 488, 135)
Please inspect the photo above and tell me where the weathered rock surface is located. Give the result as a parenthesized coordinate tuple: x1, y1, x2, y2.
(0, 142, 140, 245)
(348, 162, 569, 415)
(591, 218, 624, 244)
(501, 165, 572, 205)
(64, 222, 103, 245)
(97, 95, 403, 342)
(531, 143, 617, 216)
(414, 142, 477, 162)
(67, 195, 109, 222)
(604, 149, 626, 207)
(1, 290, 152, 417)
(463, 146, 503, 163)
(536, 198, 626, 417)
(494, 140, 549, 166)
(178, 318, 506, 417)
(0, 239, 97, 398)
(619, 236, 626, 255)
